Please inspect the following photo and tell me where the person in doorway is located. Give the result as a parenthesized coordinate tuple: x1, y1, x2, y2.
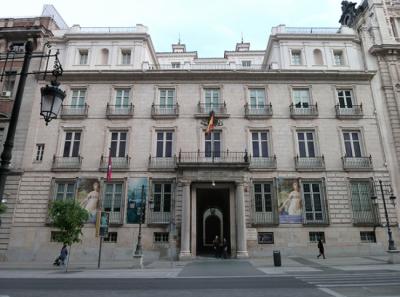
(213, 236, 220, 258)
(53, 244, 68, 266)
(317, 239, 326, 259)
(222, 238, 228, 259)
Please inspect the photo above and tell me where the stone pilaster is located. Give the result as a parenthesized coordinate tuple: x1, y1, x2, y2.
(179, 181, 191, 260)
(235, 181, 248, 258)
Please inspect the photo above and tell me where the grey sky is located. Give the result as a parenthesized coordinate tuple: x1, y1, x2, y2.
(2, 0, 351, 57)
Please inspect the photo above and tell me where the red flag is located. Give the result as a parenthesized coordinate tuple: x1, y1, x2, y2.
(106, 153, 112, 182)
(205, 111, 215, 134)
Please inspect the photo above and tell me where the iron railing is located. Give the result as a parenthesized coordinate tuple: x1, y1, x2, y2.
(289, 103, 318, 118)
(342, 155, 373, 171)
(249, 156, 277, 169)
(252, 211, 277, 225)
(295, 156, 325, 170)
(106, 103, 134, 118)
(147, 211, 171, 224)
(60, 104, 89, 118)
(352, 209, 379, 226)
(107, 211, 123, 225)
(285, 27, 340, 34)
(100, 155, 130, 170)
(151, 103, 179, 118)
(197, 102, 227, 114)
(148, 156, 176, 170)
(335, 104, 363, 118)
(244, 103, 273, 118)
(52, 156, 82, 170)
(177, 150, 249, 165)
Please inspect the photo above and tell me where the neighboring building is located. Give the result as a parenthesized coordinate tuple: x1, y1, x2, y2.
(0, 5, 398, 262)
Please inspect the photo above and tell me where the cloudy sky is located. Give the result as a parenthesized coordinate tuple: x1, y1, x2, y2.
(1, 0, 351, 57)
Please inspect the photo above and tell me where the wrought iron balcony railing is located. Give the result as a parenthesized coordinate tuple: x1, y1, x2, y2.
(106, 103, 134, 118)
(147, 211, 171, 225)
(151, 103, 179, 118)
(335, 104, 363, 119)
(352, 209, 380, 226)
(106, 211, 123, 225)
(100, 155, 131, 170)
(249, 156, 277, 170)
(295, 156, 325, 171)
(342, 155, 373, 171)
(289, 103, 318, 118)
(244, 103, 273, 119)
(52, 156, 83, 171)
(252, 211, 278, 225)
(177, 150, 249, 168)
(148, 156, 176, 170)
(60, 104, 89, 119)
(196, 102, 228, 117)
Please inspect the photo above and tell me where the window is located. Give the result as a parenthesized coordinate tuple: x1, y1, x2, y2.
(115, 89, 130, 107)
(351, 181, 373, 213)
(54, 181, 75, 200)
(292, 88, 310, 108)
(171, 62, 181, 69)
(360, 231, 376, 243)
(71, 89, 86, 107)
(36, 144, 45, 162)
(103, 183, 123, 219)
(101, 48, 109, 65)
(313, 49, 323, 65)
(10, 42, 25, 53)
(2, 71, 16, 96)
(153, 183, 172, 212)
(159, 89, 175, 107)
(63, 131, 81, 157)
(121, 49, 131, 65)
(309, 232, 325, 243)
(205, 131, 221, 158)
(79, 49, 88, 65)
(252, 131, 269, 158)
(333, 50, 344, 66)
(154, 232, 169, 243)
(50, 231, 62, 242)
(297, 131, 316, 158)
(156, 131, 173, 158)
(204, 88, 220, 109)
(104, 232, 118, 243)
(343, 131, 362, 157)
(242, 60, 251, 67)
(110, 131, 127, 157)
(254, 183, 273, 212)
(337, 89, 353, 108)
(291, 50, 302, 65)
(303, 182, 324, 222)
(249, 89, 265, 108)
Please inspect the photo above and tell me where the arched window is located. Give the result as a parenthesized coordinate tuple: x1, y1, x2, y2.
(313, 49, 323, 65)
(101, 48, 109, 65)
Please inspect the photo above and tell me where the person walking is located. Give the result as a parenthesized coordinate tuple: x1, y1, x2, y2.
(317, 239, 326, 259)
(213, 236, 220, 258)
(53, 244, 68, 266)
(222, 238, 228, 259)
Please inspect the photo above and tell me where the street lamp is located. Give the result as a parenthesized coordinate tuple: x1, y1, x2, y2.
(134, 185, 153, 256)
(0, 40, 64, 212)
(371, 179, 397, 251)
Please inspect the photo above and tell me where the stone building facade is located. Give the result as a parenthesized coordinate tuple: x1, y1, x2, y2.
(0, 5, 399, 262)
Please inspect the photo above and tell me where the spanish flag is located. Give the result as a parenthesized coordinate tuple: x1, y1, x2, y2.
(205, 111, 215, 134)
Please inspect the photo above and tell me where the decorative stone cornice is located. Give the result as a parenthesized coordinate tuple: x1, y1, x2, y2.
(369, 45, 400, 56)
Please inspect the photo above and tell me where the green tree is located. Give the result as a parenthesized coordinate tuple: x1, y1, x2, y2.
(48, 199, 89, 271)
(0, 203, 6, 215)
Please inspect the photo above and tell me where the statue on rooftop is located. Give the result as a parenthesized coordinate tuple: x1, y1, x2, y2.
(339, 1, 358, 27)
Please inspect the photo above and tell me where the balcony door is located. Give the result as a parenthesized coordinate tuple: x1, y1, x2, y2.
(205, 131, 221, 158)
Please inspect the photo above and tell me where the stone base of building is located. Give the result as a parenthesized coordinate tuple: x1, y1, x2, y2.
(178, 251, 192, 261)
(387, 250, 400, 264)
(236, 251, 249, 259)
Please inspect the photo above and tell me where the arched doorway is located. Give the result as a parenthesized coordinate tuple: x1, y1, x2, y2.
(203, 208, 223, 246)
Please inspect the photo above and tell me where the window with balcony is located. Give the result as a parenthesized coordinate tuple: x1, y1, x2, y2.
(291, 50, 302, 65)
(153, 183, 172, 213)
(333, 50, 344, 66)
(297, 131, 316, 158)
(159, 88, 175, 108)
(204, 88, 220, 111)
(71, 89, 86, 107)
(36, 144, 45, 162)
(336, 89, 362, 118)
(54, 181, 75, 201)
(121, 49, 131, 65)
(252, 131, 269, 158)
(115, 89, 130, 107)
(337, 89, 353, 108)
(205, 131, 221, 158)
(351, 181, 376, 225)
(78, 49, 88, 65)
(110, 131, 127, 158)
(343, 131, 362, 157)
(103, 182, 123, 224)
(63, 131, 81, 157)
(293, 89, 310, 108)
(302, 182, 327, 224)
(249, 89, 265, 108)
(253, 182, 276, 225)
(156, 131, 173, 158)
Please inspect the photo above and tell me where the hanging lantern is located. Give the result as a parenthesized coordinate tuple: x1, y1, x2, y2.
(40, 80, 66, 125)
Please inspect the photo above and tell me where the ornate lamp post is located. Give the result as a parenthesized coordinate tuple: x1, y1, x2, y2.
(371, 179, 397, 251)
(134, 185, 153, 256)
(0, 40, 65, 212)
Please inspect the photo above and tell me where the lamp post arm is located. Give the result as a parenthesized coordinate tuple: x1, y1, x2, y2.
(0, 41, 33, 201)
(379, 180, 396, 250)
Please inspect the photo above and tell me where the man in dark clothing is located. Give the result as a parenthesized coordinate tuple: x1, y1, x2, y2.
(53, 244, 68, 266)
(317, 239, 326, 259)
(213, 236, 220, 258)
(222, 238, 228, 259)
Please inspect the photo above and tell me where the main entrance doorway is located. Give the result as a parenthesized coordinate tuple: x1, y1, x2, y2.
(196, 188, 230, 255)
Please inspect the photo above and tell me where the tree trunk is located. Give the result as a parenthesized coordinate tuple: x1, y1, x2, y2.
(65, 244, 72, 272)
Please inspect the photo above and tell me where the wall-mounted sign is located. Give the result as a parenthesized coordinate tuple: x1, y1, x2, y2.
(258, 232, 274, 244)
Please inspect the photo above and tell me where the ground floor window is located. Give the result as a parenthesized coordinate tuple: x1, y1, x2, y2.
(360, 231, 376, 243)
(104, 232, 118, 243)
(154, 232, 169, 243)
(309, 231, 325, 243)
(103, 182, 123, 224)
(50, 231, 62, 242)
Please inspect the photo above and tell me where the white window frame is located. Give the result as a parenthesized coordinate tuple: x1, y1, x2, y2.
(248, 88, 266, 108)
(159, 88, 175, 107)
(204, 130, 222, 158)
(336, 89, 355, 108)
(292, 88, 311, 108)
(35, 143, 45, 162)
(54, 181, 76, 201)
(110, 131, 128, 158)
(103, 182, 124, 219)
(121, 49, 131, 65)
(251, 130, 270, 158)
(114, 88, 130, 107)
(62, 130, 81, 157)
(350, 180, 373, 213)
(332, 49, 345, 66)
(70, 89, 86, 107)
(342, 130, 364, 157)
(78, 49, 89, 65)
(152, 182, 172, 213)
(253, 182, 273, 213)
(290, 49, 303, 65)
(302, 181, 325, 222)
(155, 130, 174, 158)
(296, 130, 317, 158)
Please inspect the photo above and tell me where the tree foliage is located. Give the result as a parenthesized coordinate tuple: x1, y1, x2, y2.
(48, 199, 89, 246)
(0, 203, 6, 215)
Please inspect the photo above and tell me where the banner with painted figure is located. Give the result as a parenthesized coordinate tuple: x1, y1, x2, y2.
(127, 177, 148, 224)
(277, 178, 303, 224)
(77, 178, 101, 223)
